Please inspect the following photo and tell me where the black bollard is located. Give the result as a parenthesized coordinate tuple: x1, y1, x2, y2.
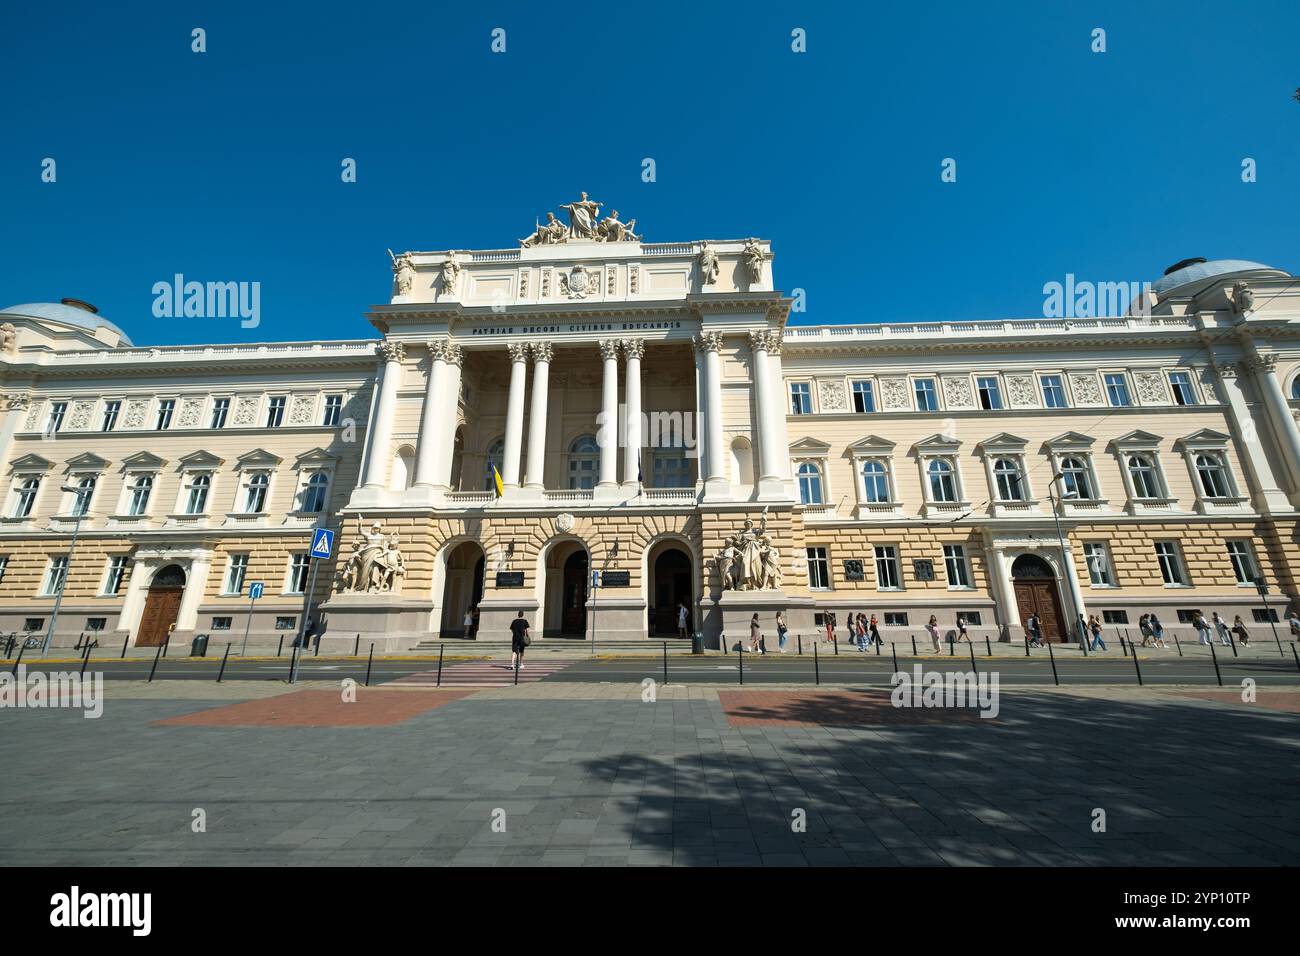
(813, 641, 819, 686)
(161, 637, 168, 658)
(277, 635, 284, 658)
(890, 641, 898, 674)
(911, 634, 917, 656)
(437, 643, 444, 687)
(514, 654, 520, 685)
(1291, 643, 1300, 673)
(79, 644, 92, 678)
(288, 644, 299, 684)
(354, 634, 360, 657)
(968, 641, 977, 675)
(949, 637, 954, 657)
(874, 635, 881, 655)
(217, 644, 231, 682)
(365, 644, 375, 686)
(797, 633, 803, 656)
(148, 642, 163, 683)
(832, 633, 838, 656)
(738, 648, 744, 685)
(121, 633, 130, 659)
(10, 644, 25, 676)
(1024, 636, 1029, 657)
(663, 642, 668, 686)
(1228, 634, 1238, 658)
(1047, 641, 1060, 686)
(1174, 634, 1183, 657)
(1276, 634, 1284, 658)
(1210, 642, 1223, 686)
(1131, 645, 1143, 686)
(1119, 634, 1128, 657)
(985, 636, 992, 658)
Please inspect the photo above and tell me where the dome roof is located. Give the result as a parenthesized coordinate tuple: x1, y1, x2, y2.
(0, 300, 132, 346)
(1151, 259, 1288, 298)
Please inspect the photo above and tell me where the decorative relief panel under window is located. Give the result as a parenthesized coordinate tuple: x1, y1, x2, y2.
(232, 396, 259, 427)
(122, 399, 149, 429)
(1005, 375, 1037, 408)
(1133, 371, 1168, 405)
(1068, 372, 1104, 407)
(289, 395, 316, 426)
(941, 377, 974, 409)
(22, 404, 41, 431)
(1197, 366, 1220, 404)
(816, 380, 847, 413)
(68, 401, 95, 430)
(880, 378, 910, 411)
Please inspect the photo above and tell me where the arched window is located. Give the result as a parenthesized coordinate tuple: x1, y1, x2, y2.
(861, 460, 889, 503)
(244, 472, 268, 513)
(1292, 376, 1300, 400)
(1195, 453, 1231, 498)
(928, 459, 957, 502)
(483, 438, 505, 491)
(993, 458, 1024, 501)
(128, 475, 154, 516)
(301, 473, 329, 513)
(797, 462, 824, 504)
(1059, 457, 1093, 500)
(13, 477, 40, 518)
(567, 435, 599, 490)
(71, 475, 97, 516)
(1126, 454, 1162, 499)
(184, 474, 210, 515)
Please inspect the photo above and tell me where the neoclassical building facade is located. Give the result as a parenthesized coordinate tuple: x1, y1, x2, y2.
(2, 200, 1298, 648)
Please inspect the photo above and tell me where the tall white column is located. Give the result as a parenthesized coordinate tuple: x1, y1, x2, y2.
(765, 331, 793, 485)
(694, 332, 727, 497)
(413, 340, 447, 487)
(1245, 354, 1300, 494)
(597, 339, 620, 488)
(989, 547, 1021, 633)
(622, 337, 643, 488)
(433, 344, 463, 488)
(750, 330, 787, 497)
(525, 342, 552, 489)
(501, 342, 528, 490)
(1214, 361, 1290, 513)
(361, 342, 405, 489)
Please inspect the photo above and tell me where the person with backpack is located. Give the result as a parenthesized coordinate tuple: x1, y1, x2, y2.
(1026, 612, 1044, 647)
(509, 610, 531, 670)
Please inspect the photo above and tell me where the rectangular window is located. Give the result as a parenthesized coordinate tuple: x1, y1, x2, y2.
(1252, 609, 1279, 624)
(322, 394, 343, 427)
(1104, 373, 1132, 407)
(85, 617, 107, 632)
(883, 612, 908, 627)
(1083, 542, 1114, 586)
(224, 553, 249, 595)
(789, 382, 812, 415)
(1155, 541, 1187, 586)
(0, 555, 8, 583)
(266, 396, 287, 428)
(913, 378, 938, 411)
(211, 617, 233, 630)
(1176, 609, 1198, 624)
(210, 397, 230, 429)
(287, 554, 310, 594)
(1102, 610, 1129, 624)
(23, 618, 44, 632)
(1040, 374, 1067, 409)
(874, 545, 901, 590)
(805, 547, 830, 589)
(943, 544, 970, 588)
(104, 556, 130, 595)
(1226, 541, 1258, 585)
(275, 616, 297, 631)
(155, 399, 175, 430)
(975, 376, 1003, 410)
(46, 402, 67, 434)
(42, 556, 69, 596)
(850, 380, 876, 413)
(1168, 371, 1198, 406)
(956, 611, 982, 626)
(101, 400, 120, 432)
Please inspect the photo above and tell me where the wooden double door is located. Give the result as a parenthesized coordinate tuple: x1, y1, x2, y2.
(1013, 579, 1067, 642)
(135, 563, 187, 646)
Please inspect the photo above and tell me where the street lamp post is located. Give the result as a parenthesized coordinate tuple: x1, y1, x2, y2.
(42, 484, 89, 657)
(1048, 472, 1086, 653)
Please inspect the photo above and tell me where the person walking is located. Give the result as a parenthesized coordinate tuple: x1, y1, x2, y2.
(824, 612, 836, 645)
(1193, 610, 1212, 646)
(749, 613, 763, 654)
(1138, 613, 1153, 647)
(925, 615, 942, 653)
(1087, 614, 1107, 651)
(1149, 612, 1166, 648)
(1231, 615, 1250, 647)
(776, 611, 788, 653)
(855, 613, 868, 652)
(869, 613, 881, 648)
(956, 616, 970, 643)
(463, 606, 476, 640)
(1026, 612, 1043, 647)
(676, 601, 689, 640)
(1211, 612, 1232, 647)
(509, 610, 531, 670)
(1288, 610, 1300, 640)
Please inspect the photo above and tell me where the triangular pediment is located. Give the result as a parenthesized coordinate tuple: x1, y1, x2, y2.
(295, 447, 339, 465)
(912, 433, 962, 452)
(236, 448, 283, 469)
(1176, 428, 1232, 448)
(178, 450, 225, 469)
(789, 436, 831, 454)
(64, 452, 109, 470)
(847, 434, 897, 453)
(120, 451, 166, 470)
(976, 432, 1029, 451)
(8, 453, 52, 473)
(1110, 430, 1163, 448)
(1043, 430, 1095, 450)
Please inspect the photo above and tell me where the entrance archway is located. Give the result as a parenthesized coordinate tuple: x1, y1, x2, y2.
(137, 564, 186, 646)
(648, 543, 693, 636)
(1011, 553, 1068, 642)
(542, 540, 588, 638)
(439, 542, 485, 638)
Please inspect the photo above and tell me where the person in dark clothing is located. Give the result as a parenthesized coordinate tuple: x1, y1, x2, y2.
(509, 611, 531, 670)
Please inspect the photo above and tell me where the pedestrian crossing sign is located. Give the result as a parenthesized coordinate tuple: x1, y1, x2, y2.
(311, 527, 335, 559)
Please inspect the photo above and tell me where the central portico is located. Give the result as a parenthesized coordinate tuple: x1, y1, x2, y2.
(324, 194, 801, 648)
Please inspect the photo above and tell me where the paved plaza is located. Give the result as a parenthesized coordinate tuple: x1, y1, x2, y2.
(1, 679, 1297, 867)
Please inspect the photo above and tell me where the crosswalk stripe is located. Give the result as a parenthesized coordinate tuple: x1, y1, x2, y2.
(387, 660, 573, 687)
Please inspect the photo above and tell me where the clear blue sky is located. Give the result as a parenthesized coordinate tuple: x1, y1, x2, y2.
(3, 1, 1297, 346)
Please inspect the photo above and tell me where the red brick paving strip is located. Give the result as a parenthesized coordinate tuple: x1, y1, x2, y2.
(155, 689, 477, 727)
(1166, 690, 1300, 715)
(719, 690, 990, 728)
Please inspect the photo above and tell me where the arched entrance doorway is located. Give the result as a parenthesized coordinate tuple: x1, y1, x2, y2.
(439, 542, 485, 638)
(137, 564, 186, 646)
(542, 541, 589, 638)
(648, 542, 693, 636)
(1011, 553, 1068, 642)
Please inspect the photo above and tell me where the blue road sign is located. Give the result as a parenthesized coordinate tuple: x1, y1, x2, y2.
(311, 527, 335, 559)
(248, 581, 265, 600)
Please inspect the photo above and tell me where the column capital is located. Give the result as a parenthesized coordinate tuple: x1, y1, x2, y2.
(530, 341, 554, 363)
(765, 330, 784, 355)
(507, 342, 530, 363)
(377, 341, 405, 363)
(443, 343, 464, 368)
(620, 337, 645, 360)
(748, 329, 769, 352)
(426, 339, 448, 363)
(598, 338, 621, 360)
(1239, 353, 1278, 376)
(693, 331, 724, 353)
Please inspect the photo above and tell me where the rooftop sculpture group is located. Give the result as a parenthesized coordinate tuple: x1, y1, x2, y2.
(520, 192, 641, 246)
